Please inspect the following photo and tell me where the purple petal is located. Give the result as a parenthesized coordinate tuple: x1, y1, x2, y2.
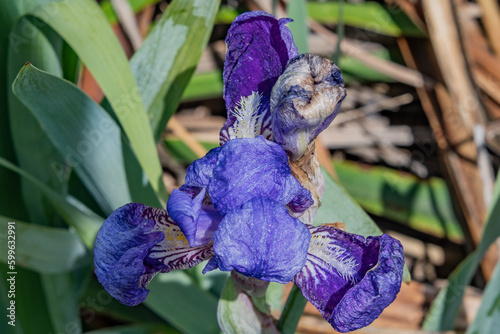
(94, 203, 163, 306)
(94, 203, 213, 306)
(221, 11, 298, 144)
(212, 197, 310, 283)
(293, 225, 404, 332)
(209, 136, 312, 215)
(271, 54, 346, 161)
(144, 207, 214, 274)
(184, 146, 222, 188)
(167, 186, 223, 247)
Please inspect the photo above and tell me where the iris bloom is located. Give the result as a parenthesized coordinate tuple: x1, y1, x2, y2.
(94, 11, 404, 333)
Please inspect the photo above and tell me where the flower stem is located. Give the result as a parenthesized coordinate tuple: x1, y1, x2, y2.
(276, 285, 307, 334)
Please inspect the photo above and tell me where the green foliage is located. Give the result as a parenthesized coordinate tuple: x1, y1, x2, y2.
(287, 0, 309, 54)
(466, 257, 500, 334)
(307, 1, 424, 37)
(423, 170, 500, 330)
(145, 272, 219, 334)
(13, 64, 133, 215)
(334, 160, 463, 242)
(130, 0, 220, 141)
(0, 1, 441, 333)
(0, 217, 89, 274)
(0, 0, 219, 332)
(276, 286, 308, 334)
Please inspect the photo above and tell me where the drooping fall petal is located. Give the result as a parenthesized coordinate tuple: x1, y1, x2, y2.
(212, 197, 310, 283)
(293, 225, 404, 332)
(94, 203, 213, 306)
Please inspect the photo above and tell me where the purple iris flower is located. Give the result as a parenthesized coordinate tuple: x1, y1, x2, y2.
(93, 11, 404, 333)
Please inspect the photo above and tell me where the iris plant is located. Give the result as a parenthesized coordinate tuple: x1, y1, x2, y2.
(94, 11, 404, 333)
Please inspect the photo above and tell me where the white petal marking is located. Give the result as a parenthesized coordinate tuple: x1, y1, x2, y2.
(228, 92, 264, 139)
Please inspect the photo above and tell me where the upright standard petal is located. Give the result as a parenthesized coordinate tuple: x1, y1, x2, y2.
(209, 136, 312, 215)
(293, 225, 404, 333)
(221, 11, 299, 144)
(94, 203, 213, 306)
(271, 54, 346, 161)
(212, 197, 310, 283)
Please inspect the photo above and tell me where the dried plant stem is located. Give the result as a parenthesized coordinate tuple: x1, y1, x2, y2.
(398, 35, 497, 280)
(167, 117, 208, 159)
(308, 20, 430, 89)
(476, 0, 500, 56)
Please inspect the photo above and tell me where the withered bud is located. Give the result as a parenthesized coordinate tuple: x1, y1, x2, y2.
(270, 54, 346, 161)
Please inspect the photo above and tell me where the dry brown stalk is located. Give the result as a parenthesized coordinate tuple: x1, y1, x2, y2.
(476, 0, 500, 56)
(397, 34, 497, 280)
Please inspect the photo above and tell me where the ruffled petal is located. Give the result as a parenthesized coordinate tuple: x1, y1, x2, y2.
(167, 186, 223, 247)
(220, 11, 298, 144)
(94, 203, 164, 306)
(94, 203, 213, 306)
(209, 136, 312, 215)
(184, 146, 222, 188)
(144, 207, 214, 274)
(212, 197, 310, 283)
(293, 225, 404, 332)
(271, 54, 346, 161)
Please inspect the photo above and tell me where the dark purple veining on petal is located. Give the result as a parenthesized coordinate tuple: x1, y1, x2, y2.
(293, 225, 404, 332)
(94, 203, 213, 306)
(167, 186, 223, 247)
(94, 203, 164, 306)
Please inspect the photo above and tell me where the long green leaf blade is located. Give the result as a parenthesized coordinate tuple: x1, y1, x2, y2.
(130, 0, 220, 140)
(7, 17, 66, 226)
(423, 170, 500, 330)
(466, 257, 500, 334)
(27, 0, 166, 199)
(0, 217, 89, 273)
(286, 0, 309, 54)
(0, 156, 103, 249)
(12, 63, 132, 215)
(6, 15, 84, 333)
(145, 272, 219, 334)
(276, 285, 307, 334)
(334, 160, 463, 242)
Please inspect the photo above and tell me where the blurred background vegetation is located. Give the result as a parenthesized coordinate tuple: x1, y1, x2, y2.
(1, 0, 500, 333)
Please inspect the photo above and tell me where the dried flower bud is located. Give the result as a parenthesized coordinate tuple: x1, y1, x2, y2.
(271, 54, 346, 161)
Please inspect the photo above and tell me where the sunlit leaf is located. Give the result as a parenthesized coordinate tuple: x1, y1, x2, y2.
(423, 170, 500, 330)
(26, 0, 166, 199)
(0, 217, 89, 273)
(13, 63, 132, 215)
(466, 257, 500, 334)
(145, 271, 219, 334)
(130, 0, 220, 140)
(0, 156, 103, 249)
(307, 1, 423, 37)
(334, 160, 463, 242)
(287, 0, 309, 54)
